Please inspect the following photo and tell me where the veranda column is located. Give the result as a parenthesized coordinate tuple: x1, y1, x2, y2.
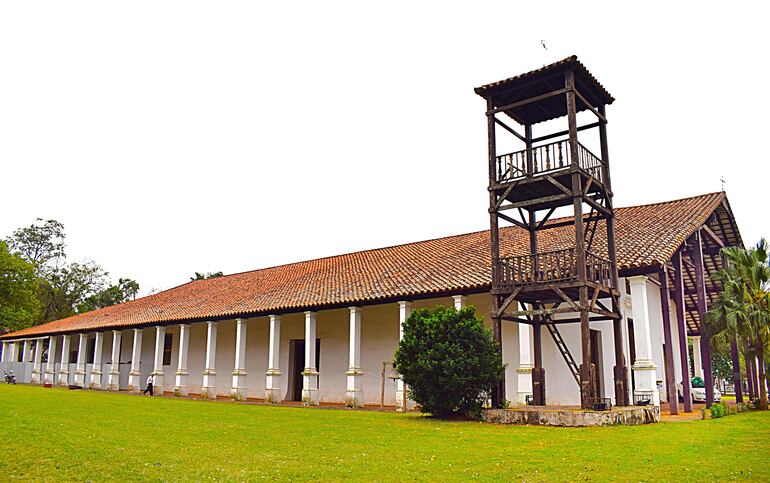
(452, 295, 467, 310)
(517, 323, 533, 404)
(346, 307, 363, 407)
(302, 311, 319, 406)
(202, 321, 218, 399)
(30, 339, 44, 384)
(58, 335, 71, 386)
(151, 326, 166, 396)
(22, 340, 32, 382)
(44, 336, 57, 386)
(1, 341, 8, 374)
(396, 301, 412, 412)
(265, 315, 282, 403)
(174, 324, 190, 397)
(107, 330, 122, 391)
(74, 333, 88, 387)
(659, 268, 679, 414)
(628, 276, 660, 406)
(691, 336, 703, 378)
(231, 318, 248, 401)
(89, 332, 104, 389)
(127, 329, 143, 393)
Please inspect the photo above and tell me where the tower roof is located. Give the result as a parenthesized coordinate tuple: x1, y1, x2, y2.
(474, 56, 614, 125)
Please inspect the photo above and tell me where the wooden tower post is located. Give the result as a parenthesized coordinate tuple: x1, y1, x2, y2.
(475, 56, 625, 409)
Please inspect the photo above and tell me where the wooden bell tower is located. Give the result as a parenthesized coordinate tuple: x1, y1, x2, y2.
(475, 56, 628, 409)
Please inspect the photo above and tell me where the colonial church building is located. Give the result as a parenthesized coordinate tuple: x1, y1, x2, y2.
(0, 58, 742, 414)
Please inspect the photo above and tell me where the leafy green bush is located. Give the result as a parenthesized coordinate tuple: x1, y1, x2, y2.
(394, 305, 505, 418)
(710, 402, 729, 418)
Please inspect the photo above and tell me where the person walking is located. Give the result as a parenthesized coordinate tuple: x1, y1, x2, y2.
(143, 374, 154, 396)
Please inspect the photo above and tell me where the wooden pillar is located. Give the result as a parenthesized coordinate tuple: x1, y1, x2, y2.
(566, 69, 593, 409)
(487, 96, 505, 408)
(659, 267, 678, 414)
(692, 230, 714, 407)
(672, 252, 693, 412)
(599, 104, 627, 406)
(532, 314, 545, 405)
(730, 337, 743, 403)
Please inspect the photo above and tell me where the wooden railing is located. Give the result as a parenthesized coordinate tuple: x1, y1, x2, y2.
(494, 247, 614, 288)
(495, 248, 576, 285)
(585, 250, 613, 288)
(495, 140, 604, 184)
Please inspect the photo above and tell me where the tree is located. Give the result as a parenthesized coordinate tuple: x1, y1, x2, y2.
(39, 261, 109, 322)
(394, 305, 504, 418)
(6, 218, 66, 271)
(706, 239, 770, 409)
(191, 271, 224, 281)
(5, 219, 141, 325)
(76, 278, 140, 313)
(0, 241, 41, 332)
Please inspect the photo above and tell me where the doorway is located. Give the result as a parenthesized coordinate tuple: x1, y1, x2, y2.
(590, 329, 603, 398)
(288, 339, 321, 402)
(627, 319, 636, 391)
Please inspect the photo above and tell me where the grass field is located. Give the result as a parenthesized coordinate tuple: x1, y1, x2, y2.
(1, 385, 768, 481)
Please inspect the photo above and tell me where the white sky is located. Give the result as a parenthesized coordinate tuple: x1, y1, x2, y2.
(1, 2, 767, 295)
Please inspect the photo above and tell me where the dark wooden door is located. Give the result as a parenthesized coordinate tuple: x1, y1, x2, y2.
(291, 340, 304, 402)
(290, 339, 322, 401)
(590, 329, 602, 398)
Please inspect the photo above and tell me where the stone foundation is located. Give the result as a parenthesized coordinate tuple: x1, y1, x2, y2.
(481, 406, 659, 427)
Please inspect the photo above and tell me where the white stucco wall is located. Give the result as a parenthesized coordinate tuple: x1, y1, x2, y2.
(2, 278, 686, 408)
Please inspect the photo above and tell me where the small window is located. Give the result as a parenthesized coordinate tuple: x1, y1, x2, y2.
(162, 334, 173, 366)
(70, 347, 78, 364)
(42, 339, 50, 364)
(17, 343, 24, 362)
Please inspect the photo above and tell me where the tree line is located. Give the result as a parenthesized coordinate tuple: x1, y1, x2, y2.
(707, 239, 770, 410)
(0, 219, 140, 333)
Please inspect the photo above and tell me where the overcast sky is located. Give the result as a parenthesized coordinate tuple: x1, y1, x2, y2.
(1, 2, 767, 295)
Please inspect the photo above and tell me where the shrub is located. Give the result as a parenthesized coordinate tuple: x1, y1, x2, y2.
(710, 402, 729, 418)
(394, 305, 505, 418)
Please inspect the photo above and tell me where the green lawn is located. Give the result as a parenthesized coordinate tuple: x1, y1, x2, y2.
(1, 385, 768, 481)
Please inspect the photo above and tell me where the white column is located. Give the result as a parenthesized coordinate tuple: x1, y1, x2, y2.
(396, 301, 412, 411)
(231, 318, 248, 401)
(628, 275, 660, 406)
(691, 336, 703, 378)
(127, 329, 143, 393)
(517, 323, 534, 404)
(265, 315, 282, 403)
(301, 311, 319, 406)
(174, 324, 190, 397)
(108, 330, 122, 391)
(151, 326, 166, 396)
(346, 307, 364, 407)
(22, 340, 32, 362)
(89, 332, 104, 389)
(44, 336, 57, 386)
(58, 335, 71, 386)
(74, 333, 88, 387)
(452, 295, 467, 310)
(202, 321, 218, 399)
(30, 339, 44, 384)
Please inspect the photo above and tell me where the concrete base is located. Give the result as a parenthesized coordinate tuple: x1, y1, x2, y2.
(107, 371, 120, 391)
(481, 406, 660, 427)
(302, 370, 319, 406)
(89, 371, 102, 390)
(57, 372, 69, 387)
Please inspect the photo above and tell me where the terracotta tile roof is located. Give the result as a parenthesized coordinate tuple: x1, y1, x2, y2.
(1, 192, 733, 340)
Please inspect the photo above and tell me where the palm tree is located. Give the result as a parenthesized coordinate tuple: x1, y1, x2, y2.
(706, 239, 770, 410)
